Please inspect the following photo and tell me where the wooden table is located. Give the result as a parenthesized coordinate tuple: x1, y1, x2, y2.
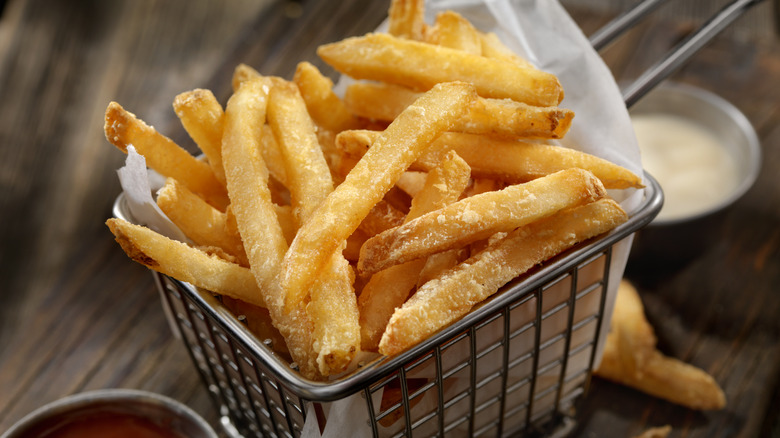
(1, 0, 778, 436)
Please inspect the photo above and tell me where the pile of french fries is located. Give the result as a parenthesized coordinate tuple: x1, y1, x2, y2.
(104, 0, 642, 380)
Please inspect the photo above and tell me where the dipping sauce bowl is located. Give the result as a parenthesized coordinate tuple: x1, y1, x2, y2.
(1, 389, 218, 438)
(628, 82, 761, 264)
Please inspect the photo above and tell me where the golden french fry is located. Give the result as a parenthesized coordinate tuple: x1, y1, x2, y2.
(358, 199, 406, 238)
(416, 247, 468, 288)
(598, 338, 726, 411)
(358, 168, 607, 276)
(269, 78, 360, 375)
(232, 63, 262, 92)
(425, 10, 481, 54)
(222, 76, 320, 379)
(279, 81, 477, 312)
(387, 0, 426, 40)
(337, 130, 641, 189)
(293, 61, 360, 133)
(258, 124, 289, 188)
(317, 32, 563, 106)
(378, 198, 629, 356)
(344, 82, 573, 139)
(157, 178, 248, 267)
(104, 102, 229, 211)
(418, 133, 643, 189)
(595, 280, 726, 410)
(395, 171, 428, 198)
(173, 89, 226, 185)
(267, 80, 334, 226)
(106, 218, 265, 309)
(632, 426, 672, 438)
(611, 280, 656, 377)
(359, 151, 471, 351)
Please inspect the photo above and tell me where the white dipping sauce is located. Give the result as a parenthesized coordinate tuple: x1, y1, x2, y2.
(631, 114, 739, 221)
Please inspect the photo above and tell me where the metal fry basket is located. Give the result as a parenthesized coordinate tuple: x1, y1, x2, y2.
(113, 173, 662, 437)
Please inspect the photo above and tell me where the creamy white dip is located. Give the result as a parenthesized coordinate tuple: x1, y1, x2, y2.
(631, 114, 740, 221)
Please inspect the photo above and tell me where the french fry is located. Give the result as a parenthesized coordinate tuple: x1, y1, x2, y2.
(358, 168, 608, 276)
(344, 82, 573, 139)
(259, 124, 290, 188)
(173, 88, 226, 185)
(293, 61, 360, 134)
(337, 130, 642, 189)
(104, 102, 230, 211)
(425, 10, 482, 54)
(387, 0, 426, 40)
(358, 199, 406, 238)
(416, 133, 643, 189)
(378, 198, 629, 356)
(610, 280, 656, 377)
(280, 81, 477, 312)
(267, 80, 334, 226)
(222, 76, 320, 379)
(156, 178, 248, 267)
(268, 78, 360, 375)
(106, 218, 265, 309)
(359, 151, 471, 351)
(595, 280, 726, 410)
(317, 32, 563, 106)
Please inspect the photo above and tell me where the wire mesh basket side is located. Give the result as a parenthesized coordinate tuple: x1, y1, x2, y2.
(153, 243, 615, 438)
(360, 248, 613, 438)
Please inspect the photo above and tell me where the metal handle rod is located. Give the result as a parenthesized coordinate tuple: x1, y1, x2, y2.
(589, 0, 671, 51)
(622, 0, 766, 107)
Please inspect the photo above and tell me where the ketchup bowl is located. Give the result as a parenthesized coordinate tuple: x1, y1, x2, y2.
(628, 82, 761, 265)
(1, 389, 217, 438)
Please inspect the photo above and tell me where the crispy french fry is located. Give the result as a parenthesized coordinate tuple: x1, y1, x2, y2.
(596, 280, 726, 410)
(259, 124, 289, 188)
(293, 61, 360, 133)
(387, 0, 426, 40)
(358, 199, 406, 238)
(106, 218, 265, 308)
(611, 280, 656, 377)
(269, 78, 360, 375)
(317, 32, 563, 106)
(358, 168, 607, 276)
(425, 10, 481, 54)
(173, 89, 226, 185)
(418, 133, 643, 189)
(395, 171, 428, 198)
(104, 102, 230, 211)
(597, 335, 727, 411)
(157, 178, 248, 266)
(378, 198, 628, 356)
(337, 130, 641, 189)
(222, 76, 320, 379)
(344, 82, 573, 139)
(267, 80, 334, 226)
(359, 151, 471, 351)
(280, 81, 477, 312)
(232, 63, 262, 92)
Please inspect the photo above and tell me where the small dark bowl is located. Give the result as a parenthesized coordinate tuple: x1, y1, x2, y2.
(628, 83, 761, 267)
(1, 389, 218, 438)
